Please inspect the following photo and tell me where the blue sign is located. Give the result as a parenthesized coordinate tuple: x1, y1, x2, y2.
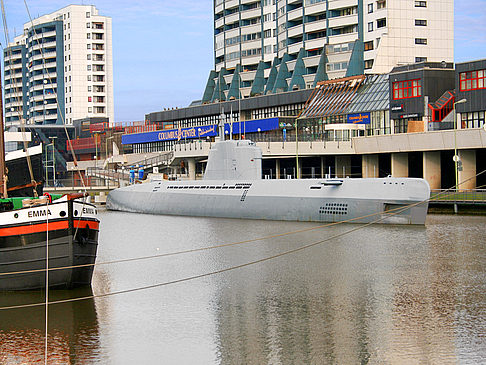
(122, 117, 281, 145)
(347, 112, 371, 124)
(223, 117, 279, 135)
(122, 125, 218, 145)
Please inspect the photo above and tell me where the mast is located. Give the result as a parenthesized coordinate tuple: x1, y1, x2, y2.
(0, 67, 7, 198)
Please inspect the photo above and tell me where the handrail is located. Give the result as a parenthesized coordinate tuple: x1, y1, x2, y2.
(430, 189, 486, 204)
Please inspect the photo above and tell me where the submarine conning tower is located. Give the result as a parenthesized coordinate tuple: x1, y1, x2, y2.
(203, 140, 262, 181)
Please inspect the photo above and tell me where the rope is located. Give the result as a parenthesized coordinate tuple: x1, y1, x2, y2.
(1, 168, 485, 279)
(0, 170, 485, 311)
(44, 200, 49, 365)
(1, 0, 37, 197)
(21, 0, 91, 240)
(0, 196, 423, 277)
(0, 204, 410, 311)
(21, 0, 88, 194)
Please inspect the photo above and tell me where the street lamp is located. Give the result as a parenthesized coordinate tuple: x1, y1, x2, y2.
(453, 98, 467, 191)
(453, 98, 467, 214)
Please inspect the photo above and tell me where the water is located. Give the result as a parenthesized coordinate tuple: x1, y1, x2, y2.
(0, 212, 485, 364)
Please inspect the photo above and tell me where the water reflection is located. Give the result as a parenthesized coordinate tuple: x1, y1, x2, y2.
(1, 212, 483, 363)
(208, 218, 485, 364)
(0, 287, 100, 364)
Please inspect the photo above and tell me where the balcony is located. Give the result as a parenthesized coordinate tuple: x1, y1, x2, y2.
(225, 12, 239, 25)
(240, 8, 261, 20)
(328, 14, 358, 28)
(328, 32, 358, 44)
(67, 137, 100, 152)
(288, 8, 303, 22)
(288, 24, 303, 38)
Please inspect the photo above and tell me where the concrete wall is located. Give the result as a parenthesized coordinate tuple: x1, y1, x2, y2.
(362, 154, 379, 178)
(423, 151, 441, 189)
(391, 153, 408, 177)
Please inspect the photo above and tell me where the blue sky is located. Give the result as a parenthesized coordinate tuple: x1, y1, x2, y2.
(1, 1, 485, 123)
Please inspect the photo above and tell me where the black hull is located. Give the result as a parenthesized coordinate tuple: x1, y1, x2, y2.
(0, 227, 98, 291)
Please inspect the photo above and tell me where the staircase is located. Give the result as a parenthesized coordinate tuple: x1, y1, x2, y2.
(428, 90, 455, 123)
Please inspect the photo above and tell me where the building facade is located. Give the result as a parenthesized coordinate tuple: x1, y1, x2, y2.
(204, 0, 453, 102)
(3, 5, 114, 126)
(456, 59, 486, 129)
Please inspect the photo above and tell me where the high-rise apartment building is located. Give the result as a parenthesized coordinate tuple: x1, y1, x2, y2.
(203, 0, 453, 102)
(3, 5, 114, 126)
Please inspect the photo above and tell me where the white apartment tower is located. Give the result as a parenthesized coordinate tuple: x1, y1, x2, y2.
(3, 5, 114, 126)
(203, 0, 453, 102)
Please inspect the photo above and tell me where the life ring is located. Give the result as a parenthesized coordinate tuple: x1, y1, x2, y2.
(43, 192, 52, 204)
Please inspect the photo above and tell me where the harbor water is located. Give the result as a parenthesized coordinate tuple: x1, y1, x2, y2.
(0, 211, 485, 364)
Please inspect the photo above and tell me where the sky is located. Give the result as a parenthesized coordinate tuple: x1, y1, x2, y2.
(1, 0, 485, 124)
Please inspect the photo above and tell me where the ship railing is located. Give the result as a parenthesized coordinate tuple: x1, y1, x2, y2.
(128, 151, 174, 169)
(262, 167, 364, 180)
(84, 167, 130, 187)
(44, 173, 127, 189)
(430, 189, 486, 205)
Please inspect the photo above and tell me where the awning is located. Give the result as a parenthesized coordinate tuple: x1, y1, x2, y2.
(298, 75, 365, 119)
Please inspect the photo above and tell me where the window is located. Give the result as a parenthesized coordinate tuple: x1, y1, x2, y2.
(415, 57, 427, 62)
(368, 3, 373, 13)
(87, 65, 92, 71)
(87, 44, 91, 49)
(376, 0, 386, 9)
(368, 22, 373, 32)
(87, 75, 91, 81)
(88, 86, 92, 91)
(86, 12, 91, 18)
(364, 59, 374, 69)
(88, 107, 92, 113)
(88, 96, 92, 102)
(377, 18, 386, 28)
(415, 38, 427, 45)
(415, 19, 427, 26)
(364, 41, 374, 51)
(87, 22, 91, 28)
(392, 79, 422, 99)
(87, 33, 91, 39)
(460, 70, 486, 91)
(87, 54, 91, 60)
(414, 1, 426, 7)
